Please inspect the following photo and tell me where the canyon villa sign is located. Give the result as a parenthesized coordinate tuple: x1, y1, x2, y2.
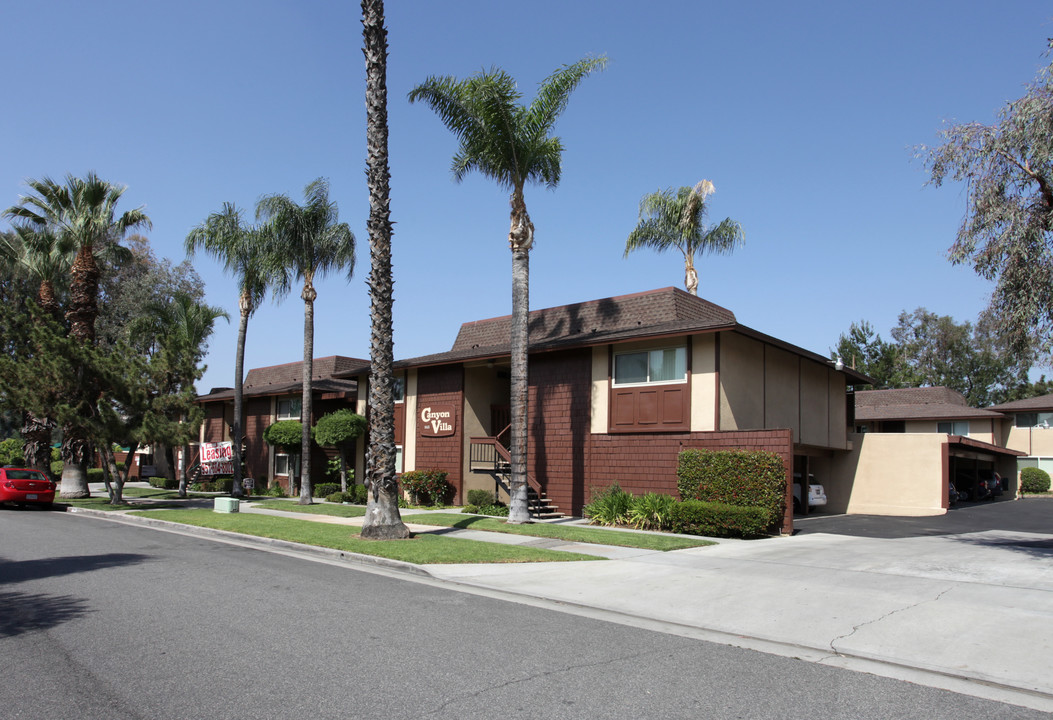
(419, 404, 456, 437)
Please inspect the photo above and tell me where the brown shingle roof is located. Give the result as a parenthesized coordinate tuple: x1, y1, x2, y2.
(855, 387, 1005, 422)
(988, 393, 1053, 412)
(397, 287, 736, 367)
(197, 355, 368, 402)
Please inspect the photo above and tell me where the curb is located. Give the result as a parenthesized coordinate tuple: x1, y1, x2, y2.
(63, 506, 433, 578)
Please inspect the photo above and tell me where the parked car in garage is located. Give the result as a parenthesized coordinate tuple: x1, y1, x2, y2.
(792, 473, 827, 513)
(0, 467, 56, 508)
(979, 469, 1003, 498)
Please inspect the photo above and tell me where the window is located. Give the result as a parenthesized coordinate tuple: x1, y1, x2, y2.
(275, 452, 299, 477)
(882, 421, 905, 433)
(938, 421, 970, 436)
(613, 347, 687, 386)
(395, 445, 403, 473)
(1016, 412, 1053, 428)
(393, 376, 405, 403)
(277, 398, 301, 421)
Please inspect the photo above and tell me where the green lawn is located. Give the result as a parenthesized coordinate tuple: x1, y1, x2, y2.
(129, 509, 600, 564)
(404, 514, 714, 551)
(249, 499, 367, 517)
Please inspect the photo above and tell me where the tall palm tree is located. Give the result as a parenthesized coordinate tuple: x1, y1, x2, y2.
(4, 173, 150, 498)
(409, 56, 606, 523)
(624, 181, 744, 296)
(361, 0, 409, 539)
(257, 179, 355, 505)
(186, 203, 269, 497)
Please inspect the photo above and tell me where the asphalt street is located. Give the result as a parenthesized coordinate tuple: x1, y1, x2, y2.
(2, 509, 1048, 720)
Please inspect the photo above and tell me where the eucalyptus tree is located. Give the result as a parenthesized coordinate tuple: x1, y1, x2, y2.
(257, 179, 355, 505)
(923, 44, 1053, 361)
(186, 203, 269, 497)
(4, 173, 150, 497)
(409, 56, 606, 523)
(624, 180, 744, 296)
(361, 0, 409, 538)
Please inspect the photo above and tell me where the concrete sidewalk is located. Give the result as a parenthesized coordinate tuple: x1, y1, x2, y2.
(75, 490, 1053, 711)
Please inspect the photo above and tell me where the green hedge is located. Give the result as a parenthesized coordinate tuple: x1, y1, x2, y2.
(1020, 467, 1051, 494)
(670, 499, 770, 538)
(148, 475, 180, 489)
(313, 483, 341, 498)
(677, 449, 785, 527)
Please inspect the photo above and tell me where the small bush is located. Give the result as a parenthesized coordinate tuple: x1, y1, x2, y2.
(583, 483, 634, 526)
(87, 468, 105, 483)
(263, 420, 304, 451)
(51, 459, 64, 478)
(467, 488, 495, 507)
(461, 504, 480, 514)
(326, 491, 353, 503)
(628, 492, 677, 531)
(314, 483, 341, 498)
(670, 499, 770, 538)
(350, 484, 369, 504)
(478, 503, 509, 517)
(149, 475, 179, 489)
(1020, 467, 1051, 494)
(677, 449, 785, 527)
(264, 482, 286, 498)
(0, 437, 25, 467)
(400, 469, 452, 506)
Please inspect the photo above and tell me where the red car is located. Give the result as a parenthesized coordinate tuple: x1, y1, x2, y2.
(0, 467, 56, 509)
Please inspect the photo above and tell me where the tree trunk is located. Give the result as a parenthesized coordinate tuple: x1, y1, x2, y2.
(21, 411, 53, 477)
(339, 447, 348, 493)
(231, 298, 250, 498)
(100, 442, 131, 505)
(684, 254, 698, 296)
(507, 187, 533, 524)
(360, 0, 409, 540)
(299, 284, 315, 505)
(59, 432, 91, 499)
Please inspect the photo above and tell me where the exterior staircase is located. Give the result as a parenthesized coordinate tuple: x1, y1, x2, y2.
(469, 428, 563, 519)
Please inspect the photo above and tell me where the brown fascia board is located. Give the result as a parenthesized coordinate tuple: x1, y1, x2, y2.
(195, 379, 357, 403)
(856, 406, 1007, 422)
(947, 435, 1025, 457)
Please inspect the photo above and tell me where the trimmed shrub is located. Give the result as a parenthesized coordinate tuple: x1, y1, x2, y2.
(400, 469, 452, 506)
(326, 491, 352, 504)
(87, 468, 105, 483)
(1020, 467, 1051, 494)
(628, 492, 677, 531)
(314, 483, 341, 498)
(461, 504, 480, 514)
(466, 489, 495, 507)
(264, 482, 286, 498)
(149, 475, 180, 489)
(0, 438, 25, 466)
(583, 483, 634, 526)
(670, 499, 770, 538)
(677, 449, 785, 527)
(347, 484, 368, 504)
(478, 503, 509, 517)
(51, 460, 64, 478)
(263, 420, 304, 451)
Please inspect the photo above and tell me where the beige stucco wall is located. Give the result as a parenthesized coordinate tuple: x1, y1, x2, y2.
(1005, 426, 1053, 456)
(690, 334, 717, 432)
(828, 433, 947, 516)
(902, 418, 997, 445)
(720, 332, 764, 430)
(403, 370, 418, 473)
(719, 332, 848, 450)
(461, 365, 507, 496)
(590, 346, 608, 434)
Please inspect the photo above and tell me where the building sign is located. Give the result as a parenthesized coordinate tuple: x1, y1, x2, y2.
(200, 441, 234, 476)
(419, 404, 456, 437)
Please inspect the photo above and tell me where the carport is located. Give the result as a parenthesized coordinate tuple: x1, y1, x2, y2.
(945, 436, 1022, 505)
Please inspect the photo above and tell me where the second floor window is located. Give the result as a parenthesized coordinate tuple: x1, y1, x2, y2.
(613, 346, 687, 386)
(937, 421, 970, 436)
(277, 398, 302, 421)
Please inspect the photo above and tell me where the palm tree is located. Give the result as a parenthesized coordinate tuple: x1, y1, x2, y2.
(186, 203, 269, 498)
(409, 56, 606, 523)
(624, 181, 744, 296)
(257, 179, 355, 505)
(361, 0, 409, 539)
(4, 173, 150, 498)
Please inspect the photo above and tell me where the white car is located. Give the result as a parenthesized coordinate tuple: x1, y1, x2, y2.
(792, 473, 827, 512)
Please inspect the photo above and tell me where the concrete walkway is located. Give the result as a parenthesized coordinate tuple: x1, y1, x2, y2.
(76, 488, 1053, 711)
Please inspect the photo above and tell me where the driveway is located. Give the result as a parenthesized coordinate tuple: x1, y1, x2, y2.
(793, 497, 1052, 538)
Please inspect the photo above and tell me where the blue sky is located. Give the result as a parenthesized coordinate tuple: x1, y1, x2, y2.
(2, 1, 1050, 393)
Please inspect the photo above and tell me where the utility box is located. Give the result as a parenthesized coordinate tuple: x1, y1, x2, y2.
(214, 497, 240, 513)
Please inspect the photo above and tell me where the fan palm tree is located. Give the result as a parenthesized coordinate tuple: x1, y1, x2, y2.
(409, 56, 606, 523)
(624, 180, 744, 296)
(186, 203, 269, 497)
(4, 172, 150, 497)
(361, 0, 409, 538)
(257, 179, 355, 505)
